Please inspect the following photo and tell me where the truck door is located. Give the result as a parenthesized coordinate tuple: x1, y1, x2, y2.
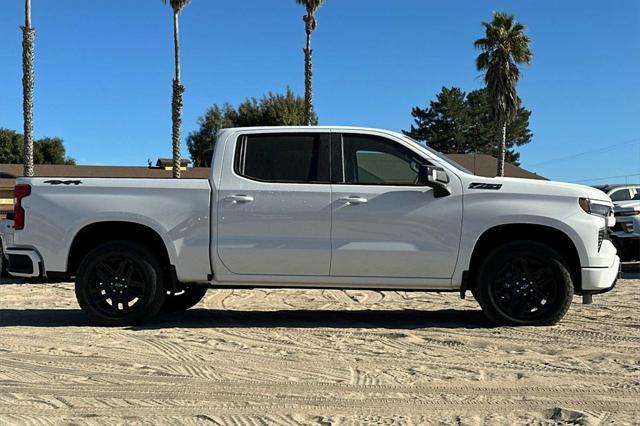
(217, 132, 332, 276)
(330, 132, 463, 279)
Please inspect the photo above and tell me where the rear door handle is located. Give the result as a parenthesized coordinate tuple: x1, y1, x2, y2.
(339, 196, 368, 205)
(225, 194, 254, 203)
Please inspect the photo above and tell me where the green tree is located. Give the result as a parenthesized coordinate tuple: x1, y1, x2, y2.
(185, 104, 236, 167)
(403, 87, 532, 166)
(162, 0, 192, 178)
(0, 129, 24, 164)
(34, 137, 76, 165)
(474, 12, 532, 176)
(404, 87, 471, 154)
(21, 0, 35, 176)
(187, 88, 316, 167)
(0, 129, 75, 166)
(295, 0, 325, 125)
(466, 89, 532, 164)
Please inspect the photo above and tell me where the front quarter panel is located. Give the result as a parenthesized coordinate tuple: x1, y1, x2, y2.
(454, 177, 613, 286)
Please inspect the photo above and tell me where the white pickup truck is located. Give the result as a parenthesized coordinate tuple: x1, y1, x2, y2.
(3, 126, 620, 326)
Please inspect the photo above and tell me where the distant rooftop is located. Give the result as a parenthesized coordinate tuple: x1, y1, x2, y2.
(446, 154, 546, 181)
(155, 158, 191, 168)
(0, 154, 546, 189)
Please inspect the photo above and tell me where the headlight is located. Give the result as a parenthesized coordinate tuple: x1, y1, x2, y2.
(579, 198, 612, 217)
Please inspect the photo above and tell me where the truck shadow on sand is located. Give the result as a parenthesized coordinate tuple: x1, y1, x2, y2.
(0, 308, 492, 329)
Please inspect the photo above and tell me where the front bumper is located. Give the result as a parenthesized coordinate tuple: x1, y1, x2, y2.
(581, 254, 620, 294)
(5, 247, 43, 278)
(610, 230, 640, 240)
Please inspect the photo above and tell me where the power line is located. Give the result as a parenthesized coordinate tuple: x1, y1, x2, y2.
(570, 173, 640, 184)
(528, 137, 640, 167)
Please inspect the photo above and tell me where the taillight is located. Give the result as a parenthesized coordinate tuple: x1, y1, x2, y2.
(14, 184, 31, 230)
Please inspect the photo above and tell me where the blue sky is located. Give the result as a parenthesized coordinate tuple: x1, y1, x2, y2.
(0, 0, 638, 183)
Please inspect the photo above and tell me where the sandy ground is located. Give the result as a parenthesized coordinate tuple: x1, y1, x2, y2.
(0, 276, 639, 425)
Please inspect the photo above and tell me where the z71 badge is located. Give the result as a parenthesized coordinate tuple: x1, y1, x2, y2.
(469, 182, 502, 190)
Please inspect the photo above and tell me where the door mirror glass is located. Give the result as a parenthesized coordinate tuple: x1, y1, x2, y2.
(419, 165, 449, 184)
(418, 165, 451, 197)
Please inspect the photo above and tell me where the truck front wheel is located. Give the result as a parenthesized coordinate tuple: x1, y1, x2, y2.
(75, 241, 167, 326)
(474, 241, 574, 326)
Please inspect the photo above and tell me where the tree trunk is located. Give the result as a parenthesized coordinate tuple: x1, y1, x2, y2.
(496, 121, 506, 177)
(22, 0, 35, 177)
(171, 11, 182, 179)
(303, 16, 313, 126)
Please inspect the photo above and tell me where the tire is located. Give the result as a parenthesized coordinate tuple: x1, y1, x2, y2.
(0, 243, 6, 278)
(75, 241, 167, 326)
(474, 241, 574, 326)
(163, 286, 208, 312)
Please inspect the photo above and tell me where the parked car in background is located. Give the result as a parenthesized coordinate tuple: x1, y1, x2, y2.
(592, 184, 640, 261)
(593, 184, 640, 204)
(3, 126, 620, 327)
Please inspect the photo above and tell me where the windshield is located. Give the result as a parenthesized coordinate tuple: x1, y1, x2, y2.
(402, 135, 473, 174)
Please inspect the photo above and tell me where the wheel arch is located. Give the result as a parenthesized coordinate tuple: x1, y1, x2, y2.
(66, 221, 173, 278)
(467, 223, 583, 293)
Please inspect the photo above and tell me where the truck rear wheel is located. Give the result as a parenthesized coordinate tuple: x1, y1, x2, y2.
(164, 286, 208, 312)
(75, 241, 167, 326)
(0, 243, 6, 278)
(474, 241, 574, 326)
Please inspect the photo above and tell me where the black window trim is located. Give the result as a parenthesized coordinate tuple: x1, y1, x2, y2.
(331, 132, 431, 187)
(233, 133, 332, 185)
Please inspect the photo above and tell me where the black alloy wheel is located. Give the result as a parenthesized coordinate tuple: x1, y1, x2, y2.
(489, 255, 563, 322)
(475, 241, 574, 326)
(75, 241, 167, 326)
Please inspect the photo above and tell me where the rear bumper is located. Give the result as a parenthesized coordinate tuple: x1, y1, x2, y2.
(581, 254, 620, 294)
(5, 247, 42, 278)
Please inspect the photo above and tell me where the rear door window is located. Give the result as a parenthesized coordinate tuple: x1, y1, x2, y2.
(235, 133, 330, 183)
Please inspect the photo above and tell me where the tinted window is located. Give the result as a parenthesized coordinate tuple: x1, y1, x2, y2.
(235, 134, 330, 183)
(610, 189, 631, 202)
(340, 134, 427, 185)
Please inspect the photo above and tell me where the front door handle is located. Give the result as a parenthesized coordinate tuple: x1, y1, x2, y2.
(225, 194, 254, 203)
(339, 196, 368, 205)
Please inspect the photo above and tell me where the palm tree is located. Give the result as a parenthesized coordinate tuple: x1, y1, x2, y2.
(22, 0, 35, 177)
(295, 0, 325, 125)
(474, 12, 532, 177)
(162, 0, 191, 178)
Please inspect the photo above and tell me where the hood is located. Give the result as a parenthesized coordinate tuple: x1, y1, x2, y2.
(471, 176, 613, 204)
(614, 199, 640, 209)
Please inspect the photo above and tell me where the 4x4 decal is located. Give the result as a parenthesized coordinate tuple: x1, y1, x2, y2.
(469, 182, 502, 190)
(43, 180, 82, 186)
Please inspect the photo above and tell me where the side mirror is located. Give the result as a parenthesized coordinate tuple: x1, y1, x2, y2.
(418, 165, 451, 198)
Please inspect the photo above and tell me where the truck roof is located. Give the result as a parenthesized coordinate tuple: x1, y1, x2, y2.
(218, 126, 401, 134)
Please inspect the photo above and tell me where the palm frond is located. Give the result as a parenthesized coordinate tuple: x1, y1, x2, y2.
(511, 22, 525, 34)
(162, 0, 191, 13)
(473, 11, 531, 123)
(473, 38, 491, 50)
(475, 51, 490, 70)
(295, 0, 325, 14)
